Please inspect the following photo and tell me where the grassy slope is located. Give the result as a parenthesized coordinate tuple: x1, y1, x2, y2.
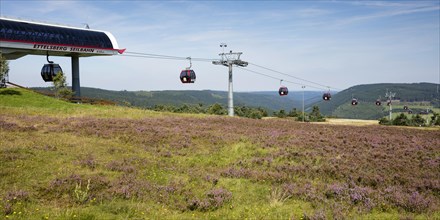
(1, 88, 439, 219)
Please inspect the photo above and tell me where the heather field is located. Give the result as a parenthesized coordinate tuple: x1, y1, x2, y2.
(1, 89, 440, 219)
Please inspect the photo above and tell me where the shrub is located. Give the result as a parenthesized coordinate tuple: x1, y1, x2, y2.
(52, 72, 74, 99)
(2, 190, 29, 215)
(207, 103, 227, 115)
(268, 186, 291, 207)
(274, 109, 287, 118)
(187, 188, 232, 211)
(379, 117, 390, 125)
(288, 108, 299, 117)
(409, 114, 426, 127)
(393, 113, 409, 126)
(74, 179, 91, 204)
(309, 106, 325, 122)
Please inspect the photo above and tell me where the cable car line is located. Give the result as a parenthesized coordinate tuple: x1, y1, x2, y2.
(121, 54, 198, 61)
(248, 62, 341, 91)
(121, 50, 340, 92)
(124, 51, 215, 62)
(237, 67, 325, 90)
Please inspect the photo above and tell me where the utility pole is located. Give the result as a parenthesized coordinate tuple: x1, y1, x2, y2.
(302, 85, 305, 122)
(385, 89, 396, 121)
(212, 44, 248, 116)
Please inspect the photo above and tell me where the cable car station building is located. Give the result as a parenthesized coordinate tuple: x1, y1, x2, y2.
(0, 17, 125, 97)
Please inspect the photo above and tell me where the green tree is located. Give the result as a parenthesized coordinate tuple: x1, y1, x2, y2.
(430, 112, 440, 126)
(52, 72, 74, 99)
(207, 103, 227, 115)
(296, 113, 309, 122)
(257, 107, 268, 117)
(436, 115, 440, 126)
(175, 104, 190, 113)
(309, 106, 325, 122)
(392, 113, 409, 126)
(0, 53, 9, 88)
(234, 106, 266, 119)
(379, 117, 390, 125)
(248, 110, 263, 119)
(410, 114, 426, 127)
(274, 109, 287, 118)
(288, 108, 299, 117)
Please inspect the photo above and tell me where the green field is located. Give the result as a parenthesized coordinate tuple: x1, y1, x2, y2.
(1, 88, 439, 219)
(387, 103, 439, 125)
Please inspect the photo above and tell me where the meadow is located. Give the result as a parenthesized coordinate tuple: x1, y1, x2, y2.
(1, 88, 439, 219)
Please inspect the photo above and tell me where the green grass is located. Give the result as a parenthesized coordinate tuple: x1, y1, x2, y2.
(0, 88, 202, 119)
(1, 88, 439, 219)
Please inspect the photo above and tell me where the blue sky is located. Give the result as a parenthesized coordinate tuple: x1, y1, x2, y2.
(1, 0, 439, 92)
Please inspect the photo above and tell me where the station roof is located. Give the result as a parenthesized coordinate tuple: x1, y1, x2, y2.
(0, 17, 125, 60)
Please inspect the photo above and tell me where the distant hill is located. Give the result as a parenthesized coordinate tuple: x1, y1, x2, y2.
(316, 83, 440, 119)
(33, 83, 439, 119)
(32, 87, 325, 112)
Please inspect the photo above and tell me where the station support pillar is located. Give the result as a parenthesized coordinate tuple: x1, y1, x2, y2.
(71, 56, 80, 97)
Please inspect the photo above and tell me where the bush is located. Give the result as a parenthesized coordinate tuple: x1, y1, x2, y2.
(234, 106, 266, 119)
(309, 106, 325, 122)
(52, 72, 74, 99)
(392, 113, 409, 126)
(187, 188, 232, 211)
(288, 108, 299, 117)
(207, 103, 227, 115)
(379, 117, 390, 125)
(409, 114, 425, 127)
(430, 112, 440, 126)
(274, 109, 287, 118)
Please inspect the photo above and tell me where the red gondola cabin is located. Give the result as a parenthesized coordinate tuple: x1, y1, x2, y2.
(279, 86, 288, 96)
(180, 70, 196, 83)
(351, 98, 358, 106)
(323, 92, 331, 101)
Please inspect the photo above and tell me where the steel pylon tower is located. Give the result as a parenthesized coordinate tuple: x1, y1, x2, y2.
(385, 89, 396, 121)
(212, 45, 248, 116)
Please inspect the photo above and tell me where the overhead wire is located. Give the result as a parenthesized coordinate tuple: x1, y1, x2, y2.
(237, 67, 325, 90)
(121, 50, 340, 91)
(124, 51, 215, 62)
(248, 62, 341, 91)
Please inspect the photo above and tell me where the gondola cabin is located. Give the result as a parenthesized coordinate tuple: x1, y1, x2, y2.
(408, 109, 413, 114)
(351, 98, 358, 106)
(322, 92, 331, 101)
(278, 86, 288, 96)
(180, 70, 196, 83)
(41, 63, 63, 82)
(403, 105, 408, 110)
(375, 100, 382, 106)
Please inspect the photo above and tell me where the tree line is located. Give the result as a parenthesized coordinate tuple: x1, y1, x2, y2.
(379, 113, 440, 127)
(150, 103, 269, 119)
(273, 106, 325, 122)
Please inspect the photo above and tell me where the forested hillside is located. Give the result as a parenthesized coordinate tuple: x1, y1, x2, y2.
(33, 87, 323, 112)
(316, 83, 439, 119)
